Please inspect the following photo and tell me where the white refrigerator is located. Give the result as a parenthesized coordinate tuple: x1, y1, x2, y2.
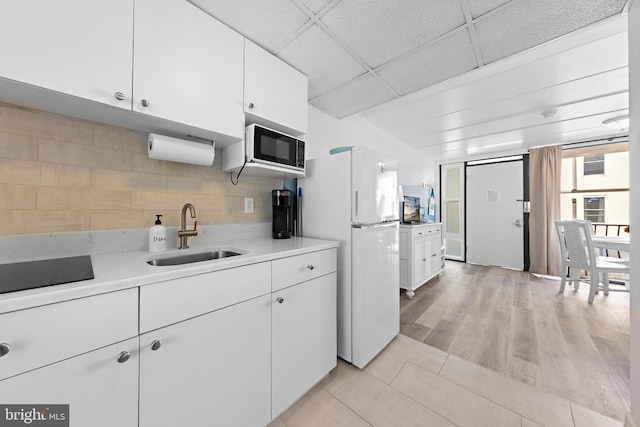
(298, 146, 400, 368)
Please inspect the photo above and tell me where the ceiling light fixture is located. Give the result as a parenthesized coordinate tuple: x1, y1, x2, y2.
(541, 109, 557, 119)
(602, 115, 630, 130)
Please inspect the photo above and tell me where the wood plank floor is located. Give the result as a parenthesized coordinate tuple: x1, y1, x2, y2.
(400, 261, 630, 422)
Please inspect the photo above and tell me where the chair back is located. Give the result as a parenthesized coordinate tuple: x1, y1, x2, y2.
(558, 220, 595, 271)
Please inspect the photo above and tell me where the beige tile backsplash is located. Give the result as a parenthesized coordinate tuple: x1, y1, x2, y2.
(0, 103, 282, 236)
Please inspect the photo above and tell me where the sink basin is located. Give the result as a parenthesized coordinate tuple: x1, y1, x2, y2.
(147, 250, 242, 266)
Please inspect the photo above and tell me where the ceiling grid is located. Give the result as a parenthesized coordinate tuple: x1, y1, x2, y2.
(189, 0, 630, 160)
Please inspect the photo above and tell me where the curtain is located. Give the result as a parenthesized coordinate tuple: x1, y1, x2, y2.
(529, 145, 562, 276)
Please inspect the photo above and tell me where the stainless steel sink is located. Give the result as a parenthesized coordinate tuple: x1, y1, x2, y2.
(147, 250, 242, 266)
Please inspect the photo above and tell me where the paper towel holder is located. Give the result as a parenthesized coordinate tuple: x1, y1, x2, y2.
(187, 134, 215, 146)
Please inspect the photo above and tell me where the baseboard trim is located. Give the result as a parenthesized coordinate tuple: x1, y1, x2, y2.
(626, 412, 639, 427)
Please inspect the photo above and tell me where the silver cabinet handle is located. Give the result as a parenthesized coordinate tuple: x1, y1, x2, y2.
(151, 340, 162, 351)
(114, 91, 125, 101)
(0, 343, 10, 358)
(307, 264, 315, 271)
(117, 351, 130, 363)
(248, 102, 254, 109)
(141, 99, 150, 107)
(276, 297, 284, 304)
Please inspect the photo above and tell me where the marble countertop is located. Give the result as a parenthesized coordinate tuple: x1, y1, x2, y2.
(0, 236, 339, 314)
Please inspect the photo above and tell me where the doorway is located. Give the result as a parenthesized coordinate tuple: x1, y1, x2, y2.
(465, 156, 529, 270)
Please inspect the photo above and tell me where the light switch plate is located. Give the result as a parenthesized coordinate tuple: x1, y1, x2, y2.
(244, 197, 254, 214)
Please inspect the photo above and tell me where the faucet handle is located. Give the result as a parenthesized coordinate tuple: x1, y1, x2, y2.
(193, 220, 198, 231)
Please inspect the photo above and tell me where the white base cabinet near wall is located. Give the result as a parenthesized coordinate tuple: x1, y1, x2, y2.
(0, 289, 139, 427)
(271, 249, 338, 417)
(0, 247, 337, 426)
(0, 337, 139, 427)
(400, 223, 443, 298)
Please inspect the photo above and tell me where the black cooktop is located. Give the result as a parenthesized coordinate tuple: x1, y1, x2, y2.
(0, 255, 94, 295)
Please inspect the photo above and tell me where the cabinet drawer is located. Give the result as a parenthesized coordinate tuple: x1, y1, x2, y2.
(0, 288, 138, 381)
(272, 249, 337, 292)
(140, 262, 271, 332)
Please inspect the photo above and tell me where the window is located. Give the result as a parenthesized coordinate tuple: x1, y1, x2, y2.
(584, 196, 605, 223)
(583, 154, 604, 175)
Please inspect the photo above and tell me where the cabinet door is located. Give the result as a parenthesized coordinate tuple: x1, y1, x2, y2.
(0, 0, 133, 109)
(272, 273, 337, 417)
(139, 294, 271, 427)
(133, 0, 244, 139)
(423, 236, 435, 281)
(413, 237, 426, 285)
(0, 338, 138, 427)
(244, 39, 308, 135)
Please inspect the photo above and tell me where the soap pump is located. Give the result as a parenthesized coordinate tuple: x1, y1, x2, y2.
(149, 214, 167, 253)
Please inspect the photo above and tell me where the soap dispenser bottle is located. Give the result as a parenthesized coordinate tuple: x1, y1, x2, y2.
(149, 214, 167, 253)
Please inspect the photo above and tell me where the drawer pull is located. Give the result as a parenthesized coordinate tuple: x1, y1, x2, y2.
(307, 264, 315, 271)
(0, 343, 10, 357)
(141, 99, 151, 107)
(276, 297, 284, 304)
(248, 102, 254, 109)
(114, 91, 125, 101)
(117, 351, 131, 364)
(151, 340, 162, 351)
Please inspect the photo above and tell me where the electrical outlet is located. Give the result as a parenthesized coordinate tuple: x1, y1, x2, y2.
(244, 197, 254, 214)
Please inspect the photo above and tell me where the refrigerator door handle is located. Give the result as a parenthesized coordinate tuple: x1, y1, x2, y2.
(355, 190, 359, 218)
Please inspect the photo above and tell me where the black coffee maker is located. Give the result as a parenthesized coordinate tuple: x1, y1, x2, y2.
(272, 189, 292, 239)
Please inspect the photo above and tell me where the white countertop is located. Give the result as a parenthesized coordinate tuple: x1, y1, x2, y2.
(0, 236, 339, 314)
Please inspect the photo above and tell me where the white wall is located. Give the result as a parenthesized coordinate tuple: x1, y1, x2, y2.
(628, 2, 639, 426)
(306, 106, 434, 185)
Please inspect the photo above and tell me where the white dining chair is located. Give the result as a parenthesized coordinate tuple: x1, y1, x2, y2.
(555, 220, 630, 304)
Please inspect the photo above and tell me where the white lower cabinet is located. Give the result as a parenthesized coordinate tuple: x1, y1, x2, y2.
(1, 248, 338, 426)
(139, 293, 271, 427)
(0, 337, 139, 427)
(272, 272, 337, 417)
(400, 224, 443, 298)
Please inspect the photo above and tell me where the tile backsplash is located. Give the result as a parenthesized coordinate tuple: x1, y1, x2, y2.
(0, 103, 282, 236)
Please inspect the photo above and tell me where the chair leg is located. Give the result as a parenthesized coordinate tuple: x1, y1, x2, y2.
(559, 271, 567, 293)
(588, 277, 597, 304)
(570, 268, 580, 290)
(602, 273, 610, 296)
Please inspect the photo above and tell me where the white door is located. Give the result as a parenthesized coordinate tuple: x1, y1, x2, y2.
(467, 160, 524, 270)
(0, 0, 134, 109)
(133, 0, 244, 138)
(0, 338, 139, 427)
(351, 222, 399, 368)
(139, 294, 271, 427)
(351, 147, 399, 223)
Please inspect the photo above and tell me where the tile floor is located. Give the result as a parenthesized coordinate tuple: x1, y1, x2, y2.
(269, 334, 623, 427)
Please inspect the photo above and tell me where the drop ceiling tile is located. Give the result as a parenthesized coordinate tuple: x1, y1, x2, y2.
(310, 74, 396, 118)
(377, 29, 478, 96)
(278, 24, 367, 99)
(320, 0, 466, 68)
(467, 0, 513, 19)
(475, 0, 627, 64)
(188, 0, 309, 51)
(298, 0, 333, 15)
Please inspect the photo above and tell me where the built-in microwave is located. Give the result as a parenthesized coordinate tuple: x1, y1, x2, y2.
(245, 124, 305, 173)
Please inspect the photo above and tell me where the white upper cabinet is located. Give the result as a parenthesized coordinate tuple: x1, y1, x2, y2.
(0, 0, 134, 109)
(133, 0, 245, 140)
(244, 39, 308, 135)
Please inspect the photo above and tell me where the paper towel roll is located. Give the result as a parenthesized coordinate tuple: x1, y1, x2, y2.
(148, 133, 215, 166)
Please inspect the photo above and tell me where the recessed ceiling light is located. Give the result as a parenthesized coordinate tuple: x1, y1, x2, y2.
(541, 109, 557, 119)
(602, 115, 629, 130)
